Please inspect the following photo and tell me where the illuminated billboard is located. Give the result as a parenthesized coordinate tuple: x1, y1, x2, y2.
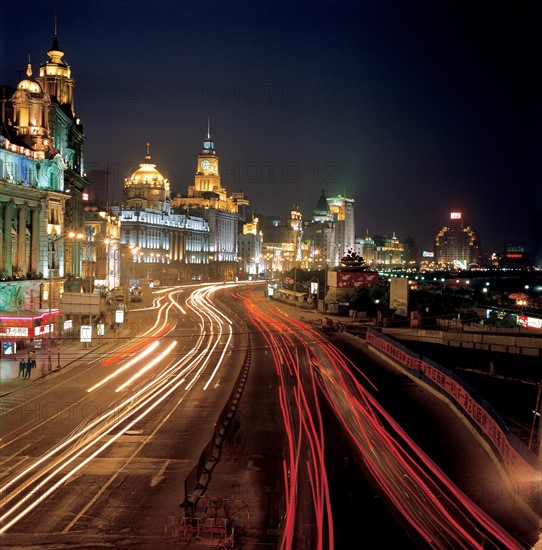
(453, 259, 467, 270)
(450, 212, 461, 219)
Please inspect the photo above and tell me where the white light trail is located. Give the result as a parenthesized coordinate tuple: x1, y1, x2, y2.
(87, 340, 160, 392)
(115, 341, 177, 392)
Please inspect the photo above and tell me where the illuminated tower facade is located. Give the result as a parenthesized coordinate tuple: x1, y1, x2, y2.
(327, 194, 355, 263)
(172, 125, 242, 281)
(435, 212, 481, 268)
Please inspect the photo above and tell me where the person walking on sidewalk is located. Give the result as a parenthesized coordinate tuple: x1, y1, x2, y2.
(18, 359, 26, 378)
(24, 360, 33, 380)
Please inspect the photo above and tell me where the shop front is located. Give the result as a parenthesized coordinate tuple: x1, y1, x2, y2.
(0, 310, 65, 355)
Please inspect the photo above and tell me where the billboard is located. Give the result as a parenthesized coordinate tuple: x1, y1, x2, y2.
(336, 271, 379, 289)
(390, 278, 409, 317)
(450, 212, 461, 219)
(61, 292, 102, 315)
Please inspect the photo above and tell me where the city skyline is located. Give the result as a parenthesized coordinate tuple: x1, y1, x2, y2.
(1, 0, 539, 254)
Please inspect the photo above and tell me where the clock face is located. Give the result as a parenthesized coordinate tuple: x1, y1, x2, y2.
(201, 159, 211, 171)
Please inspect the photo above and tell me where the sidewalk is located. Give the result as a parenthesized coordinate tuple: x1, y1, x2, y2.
(0, 335, 112, 398)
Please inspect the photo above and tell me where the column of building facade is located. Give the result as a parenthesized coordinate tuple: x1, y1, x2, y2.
(171, 231, 180, 262)
(169, 231, 175, 262)
(0, 202, 4, 272)
(3, 200, 14, 275)
(179, 231, 185, 262)
(17, 202, 28, 276)
(30, 203, 41, 273)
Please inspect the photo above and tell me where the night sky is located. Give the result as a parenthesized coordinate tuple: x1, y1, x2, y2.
(2, 1, 540, 254)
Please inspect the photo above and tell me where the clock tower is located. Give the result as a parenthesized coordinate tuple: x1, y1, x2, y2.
(192, 123, 226, 200)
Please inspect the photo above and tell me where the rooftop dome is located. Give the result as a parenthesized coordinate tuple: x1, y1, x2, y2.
(127, 163, 166, 186)
(125, 143, 169, 190)
(17, 79, 43, 94)
(17, 61, 43, 94)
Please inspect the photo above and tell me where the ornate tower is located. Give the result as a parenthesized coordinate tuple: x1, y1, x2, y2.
(190, 122, 227, 201)
(37, 35, 75, 117)
(10, 60, 54, 155)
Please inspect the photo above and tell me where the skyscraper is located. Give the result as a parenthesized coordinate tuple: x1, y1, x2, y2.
(435, 212, 480, 268)
(326, 194, 355, 263)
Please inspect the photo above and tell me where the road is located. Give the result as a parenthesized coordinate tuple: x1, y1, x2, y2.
(0, 283, 247, 547)
(207, 285, 538, 549)
(1, 282, 538, 549)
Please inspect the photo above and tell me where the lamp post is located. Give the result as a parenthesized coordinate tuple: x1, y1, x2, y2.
(46, 234, 55, 373)
(46, 230, 84, 373)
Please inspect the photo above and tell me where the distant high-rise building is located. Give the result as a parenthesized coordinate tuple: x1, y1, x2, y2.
(434, 212, 480, 268)
(326, 194, 355, 263)
(303, 190, 335, 268)
(403, 237, 418, 267)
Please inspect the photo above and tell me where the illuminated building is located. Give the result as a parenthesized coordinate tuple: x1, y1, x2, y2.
(0, 33, 89, 324)
(354, 233, 375, 266)
(259, 209, 303, 273)
(36, 35, 89, 278)
(326, 194, 355, 263)
(172, 126, 242, 281)
(303, 190, 335, 269)
(373, 233, 404, 267)
(435, 212, 480, 269)
(237, 217, 263, 277)
(82, 203, 121, 291)
(112, 144, 210, 283)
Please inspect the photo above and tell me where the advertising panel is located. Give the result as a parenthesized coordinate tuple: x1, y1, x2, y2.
(336, 271, 379, 289)
(390, 278, 409, 317)
(61, 292, 102, 315)
(80, 325, 92, 343)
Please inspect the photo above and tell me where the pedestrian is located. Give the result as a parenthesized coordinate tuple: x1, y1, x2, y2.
(29, 349, 37, 369)
(18, 359, 26, 378)
(24, 360, 33, 380)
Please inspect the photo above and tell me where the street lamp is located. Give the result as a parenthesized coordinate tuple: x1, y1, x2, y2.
(46, 230, 84, 373)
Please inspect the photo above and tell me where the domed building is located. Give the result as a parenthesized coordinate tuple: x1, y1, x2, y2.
(124, 143, 171, 213)
(9, 61, 55, 156)
(0, 33, 89, 348)
(112, 144, 210, 284)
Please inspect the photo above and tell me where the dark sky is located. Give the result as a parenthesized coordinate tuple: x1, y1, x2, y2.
(2, 0, 540, 253)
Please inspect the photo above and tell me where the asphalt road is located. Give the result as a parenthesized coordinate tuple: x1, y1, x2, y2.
(1, 283, 539, 549)
(201, 287, 539, 549)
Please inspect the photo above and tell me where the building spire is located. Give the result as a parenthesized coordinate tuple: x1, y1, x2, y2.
(51, 11, 60, 51)
(207, 116, 211, 140)
(26, 54, 32, 77)
(145, 141, 151, 161)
